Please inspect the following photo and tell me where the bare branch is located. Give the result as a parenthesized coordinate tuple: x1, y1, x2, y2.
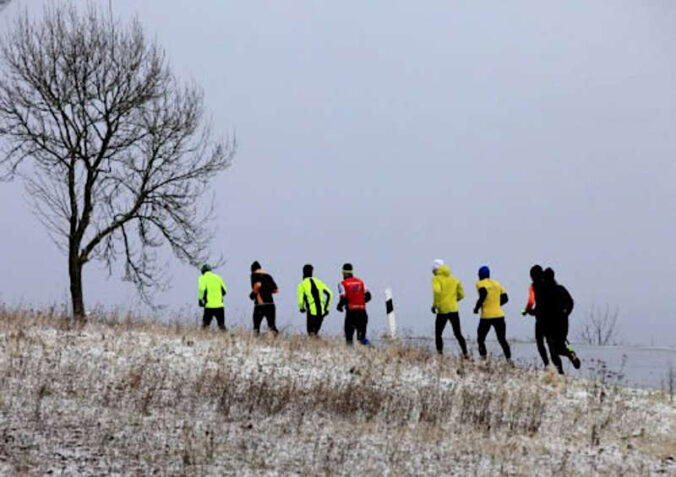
(0, 4, 234, 314)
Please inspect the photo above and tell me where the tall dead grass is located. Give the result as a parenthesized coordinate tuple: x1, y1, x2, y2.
(0, 308, 673, 475)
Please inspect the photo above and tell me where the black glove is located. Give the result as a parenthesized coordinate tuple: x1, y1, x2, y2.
(198, 300, 205, 308)
(249, 291, 257, 301)
(299, 308, 306, 314)
(337, 304, 344, 312)
(431, 306, 437, 314)
(473, 307, 479, 315)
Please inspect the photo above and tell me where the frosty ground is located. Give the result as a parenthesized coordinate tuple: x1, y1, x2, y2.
(0, 310, 674, 476)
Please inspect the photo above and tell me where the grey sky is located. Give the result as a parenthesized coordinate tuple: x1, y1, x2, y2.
(1, 1, 675, 345)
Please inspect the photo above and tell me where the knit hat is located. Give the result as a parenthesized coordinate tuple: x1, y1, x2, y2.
(478, 265, 490, 279)
(342, 263, 353, 275)
(302, 264, 313, 277)
(432, 259, 444, 272)
(250, 261, 261, 273)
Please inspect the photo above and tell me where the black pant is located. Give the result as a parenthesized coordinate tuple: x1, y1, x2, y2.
(535, 319, 550, 366)
(203, 307, 226, 330)
(545, 316, 574, 373)
(344, 309, 368, 344)
(435, 312, 468, 356)
(306, 314, 324, 336)
(477, 317, 511, 360)
(253, 304, 278, 335)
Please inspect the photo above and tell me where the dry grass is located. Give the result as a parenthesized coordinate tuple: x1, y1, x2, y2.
(0, 307, 674, 475)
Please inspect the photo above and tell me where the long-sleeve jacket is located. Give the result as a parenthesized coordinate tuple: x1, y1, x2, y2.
(432, 265, 464, 314)
(297, 277, 332, 316)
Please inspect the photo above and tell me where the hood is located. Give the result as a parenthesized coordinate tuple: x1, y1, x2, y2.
(436, 265, 451, 277)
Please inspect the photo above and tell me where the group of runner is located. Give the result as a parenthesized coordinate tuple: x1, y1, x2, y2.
(197, 259, 581, 374)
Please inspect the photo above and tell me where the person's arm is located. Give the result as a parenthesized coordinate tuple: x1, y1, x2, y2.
(220, 277, 227, 297)
(474, 287, 487, 314)
(561, 286, 574, 316)
(297, 282, 306, 313)
(499, 283, 508, 306)
(523, 285, 535, 315)
(457, 281, 465, 302)
(364, 290, 372, 303)
(432, 277, 442, 313)
(323, 284, 333, 315)
(198, 276, 206, 307)
(337, 282, 346, 311)
(271, 276, 279, 294)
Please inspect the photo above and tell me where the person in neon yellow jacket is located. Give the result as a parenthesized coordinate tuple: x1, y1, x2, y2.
(431, 260, 468, 357)
(297, 264, 332, 336)
(198, 264, 227, 330)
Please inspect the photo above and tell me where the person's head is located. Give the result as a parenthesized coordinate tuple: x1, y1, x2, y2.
(250, 261, 261, 273)
(543, 267, 555, 283)
(200, 263, 212, 274)
(530, 264, 543, 281)
(478, 265, 490, 280)
(302, 264, 313, 278)
(342, 263, 353, 278)
(432, 258, 444, 274)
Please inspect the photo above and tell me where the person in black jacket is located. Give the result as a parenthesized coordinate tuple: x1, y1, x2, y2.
(250, 261, 279, 336)
(522, 265, 550, 367)
(537, 268, 581, 374)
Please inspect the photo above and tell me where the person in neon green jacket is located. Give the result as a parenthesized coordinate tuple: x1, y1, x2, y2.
(297, 264, 332, 336)
(431, 261, 468, 357)
(198, 264, 227, 330)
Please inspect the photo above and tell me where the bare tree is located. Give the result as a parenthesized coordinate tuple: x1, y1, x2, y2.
(0, 5, 234, 319)
(578, 304, 620, 346)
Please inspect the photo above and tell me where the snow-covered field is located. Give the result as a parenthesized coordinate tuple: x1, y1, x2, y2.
(0, 310, 674, 475)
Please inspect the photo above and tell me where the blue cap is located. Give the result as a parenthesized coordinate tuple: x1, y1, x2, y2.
(478, 265, 490, 279)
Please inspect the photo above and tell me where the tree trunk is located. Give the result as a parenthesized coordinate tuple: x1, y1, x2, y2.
(69, 254, 85, 320)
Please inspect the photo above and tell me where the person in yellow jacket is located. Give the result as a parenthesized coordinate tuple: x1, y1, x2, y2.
(198, 264, 227, 330)
(473, 265, 511, 360)
(431, 259, 468, 357)
(297, 264, 333, 336)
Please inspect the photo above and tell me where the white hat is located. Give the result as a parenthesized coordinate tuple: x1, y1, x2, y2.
(432, 259, 444, 271)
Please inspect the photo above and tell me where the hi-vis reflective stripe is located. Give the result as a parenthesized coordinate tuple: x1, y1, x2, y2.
(385, 288, 396, 339)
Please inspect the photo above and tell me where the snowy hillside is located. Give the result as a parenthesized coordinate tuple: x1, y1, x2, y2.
(0, 310, 674, 475)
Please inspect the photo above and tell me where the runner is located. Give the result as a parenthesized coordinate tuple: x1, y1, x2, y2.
(473, 265, 511, 361)
(297, 264, 332, 336)
(250, 261, 279, 336)
(337, 263, 371, 345)
(432, 260, 469, 357)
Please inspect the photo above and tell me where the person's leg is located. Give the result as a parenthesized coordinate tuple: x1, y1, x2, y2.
(556, 317, 580, 368)
(435, 313, 448, 354)
(356, 310, 368, 344)
(493, 317, 511, 360)
(202, 308, 213, 328)
(448, 312, 469, 357)
(344, 310, 356, 345)
(477, 319, 491, 358)
(535, 319, 550, 366)
(545, 325, 564, 374)
(264, 305, 279, 335)
(215, 308, 226, 331)
(252, 306, 264, 335)
(315, 315, 325, 335)
(306, 313, 315, 336)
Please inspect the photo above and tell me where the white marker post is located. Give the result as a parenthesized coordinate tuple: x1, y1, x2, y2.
(384, 288, 397, 339)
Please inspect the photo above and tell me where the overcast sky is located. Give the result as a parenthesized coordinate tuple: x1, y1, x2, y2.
(1, 1, 675, 345)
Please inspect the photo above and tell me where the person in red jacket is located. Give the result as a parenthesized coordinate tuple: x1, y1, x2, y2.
(522, 264, 550, 367)
(337, 263, 372, 345)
